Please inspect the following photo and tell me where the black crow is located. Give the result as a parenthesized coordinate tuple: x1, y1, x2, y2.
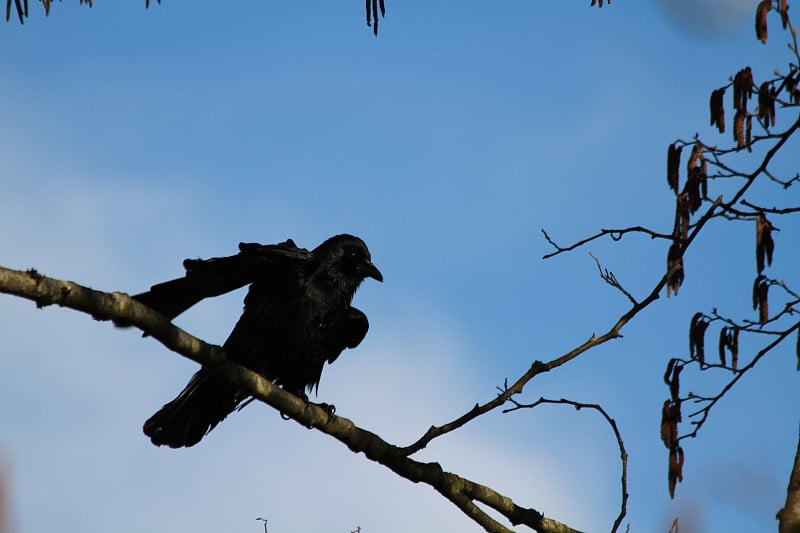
(134, 234, 382, 448)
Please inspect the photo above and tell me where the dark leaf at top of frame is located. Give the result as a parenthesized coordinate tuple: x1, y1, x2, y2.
(5, 0, 26, 24)
(591, 0, 610, 6)
(366, 0, 386, 36)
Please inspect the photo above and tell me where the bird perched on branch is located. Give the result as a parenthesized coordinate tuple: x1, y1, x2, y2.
(131, 234, 382, 448)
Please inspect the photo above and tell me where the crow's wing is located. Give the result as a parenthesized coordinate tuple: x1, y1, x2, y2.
(326, 306, 369, 365)
(131, 239, 312, 321)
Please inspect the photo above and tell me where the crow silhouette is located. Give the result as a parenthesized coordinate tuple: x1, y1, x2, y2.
(134, 234, 382, 448)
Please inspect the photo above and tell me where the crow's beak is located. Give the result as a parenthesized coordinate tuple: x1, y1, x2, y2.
(361, 260, 383, 282)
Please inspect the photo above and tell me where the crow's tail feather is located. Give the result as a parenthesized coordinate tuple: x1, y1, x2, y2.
(143, 370, 240, 448)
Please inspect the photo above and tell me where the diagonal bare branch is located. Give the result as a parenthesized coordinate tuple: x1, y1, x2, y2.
(0, 265, 579, 533)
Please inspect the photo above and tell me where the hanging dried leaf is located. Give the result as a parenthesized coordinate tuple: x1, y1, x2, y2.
(780, 0, 790, 29)
(756, 0, 772, 44)
(667, 143, 682, 194)
(732, 328, 739, 370)
(146, 0, 161, 9)
(591, 0, 610, 6)
(752, 275, 770, 324)
(41, 0, 49, 16)
(756, 214, 775, 273)
(689, 312, 710, 364)
(666, 242, 685, 296)
(710, 87, 726, 133)
(733, 67, 754, 111)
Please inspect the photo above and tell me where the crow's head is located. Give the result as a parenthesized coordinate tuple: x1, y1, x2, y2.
(313, 234, 383, 296)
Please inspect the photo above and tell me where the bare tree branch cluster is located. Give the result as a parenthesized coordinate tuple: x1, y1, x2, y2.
(543, 1, 800, 522)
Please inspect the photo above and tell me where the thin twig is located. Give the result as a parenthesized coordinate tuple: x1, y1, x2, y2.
(504, 397, 629, 533)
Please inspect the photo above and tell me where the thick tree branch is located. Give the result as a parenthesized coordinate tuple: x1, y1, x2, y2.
(0, 265, 580, 533)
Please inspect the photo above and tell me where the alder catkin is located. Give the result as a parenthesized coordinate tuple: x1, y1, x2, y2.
(710, 87, 726, 133)
(756, 0, 772, 44)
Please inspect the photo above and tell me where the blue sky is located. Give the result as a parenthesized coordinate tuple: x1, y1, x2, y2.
(1, 1, 799, 532)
